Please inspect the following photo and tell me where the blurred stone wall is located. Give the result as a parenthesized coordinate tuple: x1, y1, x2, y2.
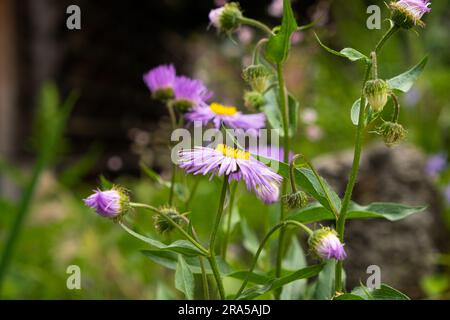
(315, 143, 449, 298)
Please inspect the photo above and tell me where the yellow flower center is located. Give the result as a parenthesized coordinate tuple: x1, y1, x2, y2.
(210, 102, 238, 116)
(216, 144, 250, 160)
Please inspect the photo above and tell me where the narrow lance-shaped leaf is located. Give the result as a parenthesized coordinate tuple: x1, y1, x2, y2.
(120, 223, 206, 256)
(175, 255, 195, 300)
(388, 56, 428, 93)
(265, 0, 298, 64)
(351, 284, 410, 300)
(237, 264, 324, 300)
(288, 201, 427, 224)
(314, 33, 369, 63)
(142, 250, 231, 274)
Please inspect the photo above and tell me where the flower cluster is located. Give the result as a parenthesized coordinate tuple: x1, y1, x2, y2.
(178, 144, 282, 204)
(143, 65, 212, 110)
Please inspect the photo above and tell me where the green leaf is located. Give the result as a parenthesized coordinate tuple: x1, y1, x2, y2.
(387, 56, 428, 93)
(352, 284, 410, 300)
(120, 223, 206, 256)
(175, 255, 195, 300)
(314, 33, 369, 63)
(314, 259, 336, 300)
(288, 202, 426, 224)
(334, 293, 365, 300)
(261, 89, 298, 137)
(142, 250, 231, 274)
(265, 0, 298, 64)
(281, 237, 307, 300)
(238, 264, 324, 300)
(240, 217, 265, 259)
(347, 202, 427, 221)
(288, 93, 299, 137)
(255, 155, 341, 214)
(226, 271, 271, 285)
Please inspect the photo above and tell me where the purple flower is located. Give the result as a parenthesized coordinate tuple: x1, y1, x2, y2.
(143, 64, 176, 100)
(425, 153, 447, 177)
(173, 76, 212, 110)
(209, 7, 224, 29)
(185, 102, 266, 132)
(390, 0, 431, 28)
(396, 0, 431, 20)
(309, 228, 347, 261)
(268, 0, 283, 18)
(178, 144, 282, 204)
(84, 187, 128, 218)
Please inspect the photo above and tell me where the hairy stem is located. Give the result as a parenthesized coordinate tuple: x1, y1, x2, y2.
(239, 17, 273, 35)
(334, 25, 399, 294)
(208, 178, 229, 299)
(275, 63, 291, 284)
(222, 182, 237, 260)
(129, 203, 209, 256)
(235, 220, 313, 299)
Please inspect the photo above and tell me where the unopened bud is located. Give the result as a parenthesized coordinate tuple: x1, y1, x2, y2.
(153, 206, 186, 234)
(209, 2, 243, 34)
(282, 191, 309, 209)
(244, 91, 265, 110)
(364, 79, 389, 112)
(376, 121, 407, 147)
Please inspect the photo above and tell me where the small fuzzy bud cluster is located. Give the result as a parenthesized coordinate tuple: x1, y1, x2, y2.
(153, 206, 186, 234)
(376, 121, 407, 147)
(282, 191, 309, 209)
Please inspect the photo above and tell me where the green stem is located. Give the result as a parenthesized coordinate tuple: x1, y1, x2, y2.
(222, 182, 237, 260)
(234, 220, 312, 299)
(275, 63, 291, 283)
(252, 38, 269, 64)
(168, 163, 176, 205)
(184, 178, 200, 211)
(391, 93, 401, 123)
(183, 217, 210, 300)
(208, 178, 229, 300)
(239, 17, 273, 35)
(166, 103, 178, 206)
(334, 25, 399, 294)
(129, 203, 209, 256)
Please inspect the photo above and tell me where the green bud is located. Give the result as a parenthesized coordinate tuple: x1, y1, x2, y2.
(152, 88, 174, 102)
(242, 64, 272, 93)
(389, 2, 426, 30)
(209, 3, 243, 34)
(244, 91, 265, 110)
(172, 99, 193, 112)
(153, 206, 186, 234)
(282, 191, 309, 210)
(376, 121, 407, 147)
(364, 79, 389, 112)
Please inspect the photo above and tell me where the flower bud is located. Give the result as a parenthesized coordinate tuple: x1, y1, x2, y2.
(282, 191, 309, 209)
(308, 227, 347, 261)
(153, 206, 186, 234)
(84, 186, 130, 219)
(364, 79, 389, 112)
(244, 91, 265, 110)
(209, 2, 243, 34)
(242, 64, 272, 93)
(389, 0, 431, 29)
(376, 121, 407, 147)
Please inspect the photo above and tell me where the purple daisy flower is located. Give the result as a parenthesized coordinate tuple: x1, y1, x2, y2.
(309, 227, 347, 261)
(425, 153, 447, 177)
(185, 102, 266, 132)
(84, 187, 128, 218)
(143, 64, 176, 100)
(178, 144, 282, 204)
(173, 76, 213, 110)
(396, 0, 431, 20)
